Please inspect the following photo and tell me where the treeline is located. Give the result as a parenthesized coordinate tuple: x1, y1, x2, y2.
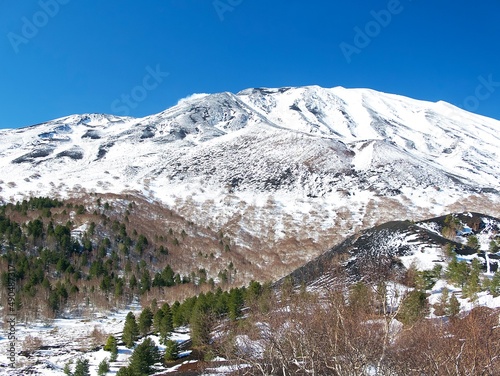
(0, 197, 236, 321)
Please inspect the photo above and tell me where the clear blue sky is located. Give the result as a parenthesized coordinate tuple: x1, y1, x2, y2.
(1, 0, 499, 129)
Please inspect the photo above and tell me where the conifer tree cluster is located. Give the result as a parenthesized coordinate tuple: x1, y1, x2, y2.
(0, 197, 233, 321)
(113, 280, 269, 375)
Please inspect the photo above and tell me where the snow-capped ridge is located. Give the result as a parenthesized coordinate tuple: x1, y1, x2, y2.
(0, 85, 499, 253)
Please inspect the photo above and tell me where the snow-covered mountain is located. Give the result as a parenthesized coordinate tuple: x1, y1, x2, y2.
(1, 86, 499, 258)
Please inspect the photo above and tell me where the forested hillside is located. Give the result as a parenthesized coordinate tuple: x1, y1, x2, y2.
(0, 196, 245, 322)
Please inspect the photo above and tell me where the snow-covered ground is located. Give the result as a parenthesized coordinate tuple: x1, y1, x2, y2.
(0, 301, 193, 376)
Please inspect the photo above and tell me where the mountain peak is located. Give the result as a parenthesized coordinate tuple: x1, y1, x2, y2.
(0, 86, 499, 255)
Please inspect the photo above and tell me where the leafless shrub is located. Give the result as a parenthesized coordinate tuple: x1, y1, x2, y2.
(89, 325, 106, 348)
(22, 335, 43, 352)
(221, 281, 500, 375)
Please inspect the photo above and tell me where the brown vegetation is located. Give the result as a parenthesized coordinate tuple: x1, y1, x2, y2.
(217, 284, 500, 376)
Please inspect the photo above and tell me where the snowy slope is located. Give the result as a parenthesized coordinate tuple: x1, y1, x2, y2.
(0, 305, 193, 376)
(238, 87, 500, 186)
(283, 212, 500, 291)
(0, 86, 499, 252)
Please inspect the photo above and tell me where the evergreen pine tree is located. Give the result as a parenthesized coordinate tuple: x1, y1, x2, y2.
(63, 362, 72, 376)
(190, 297, 212, 347)
(73, 358, 90, 376)
(116, 366, 133, 376)
(463, 258, 482, 301)
(447, 293, 461, 317)
(104, 335, 117, 352)
(446, 255, 469, 288)
(129, 274, 137, 290)
(164, 339, 179, 362)
(138, 307, 153, 336)
(128, 337, 160, 375)
(140, 269, 151, 294)
(161, 303, 172, 321)
(180, 296, 198, 325)
(489, 240, 499, 254)
(122, 312, 139, 348)
(214, 289, 229, 317)
(466, 235, 480, 251)
(158, 304, 173, 343)
(444, 243, 455, 257)
(110, 346, 118, 362)
(162, 265, 175, 287)
(152, 309, 164, 333)
(171, 301, 183, 327)
(434, 287, 449, 316)
(104, 336, 118, 362)
(489, 272, 500, 297)
(246, 280, 263, 303)
(228, 288, 244, 321)
(397, 290, 428, 326)
(97, 358, 110, 376)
